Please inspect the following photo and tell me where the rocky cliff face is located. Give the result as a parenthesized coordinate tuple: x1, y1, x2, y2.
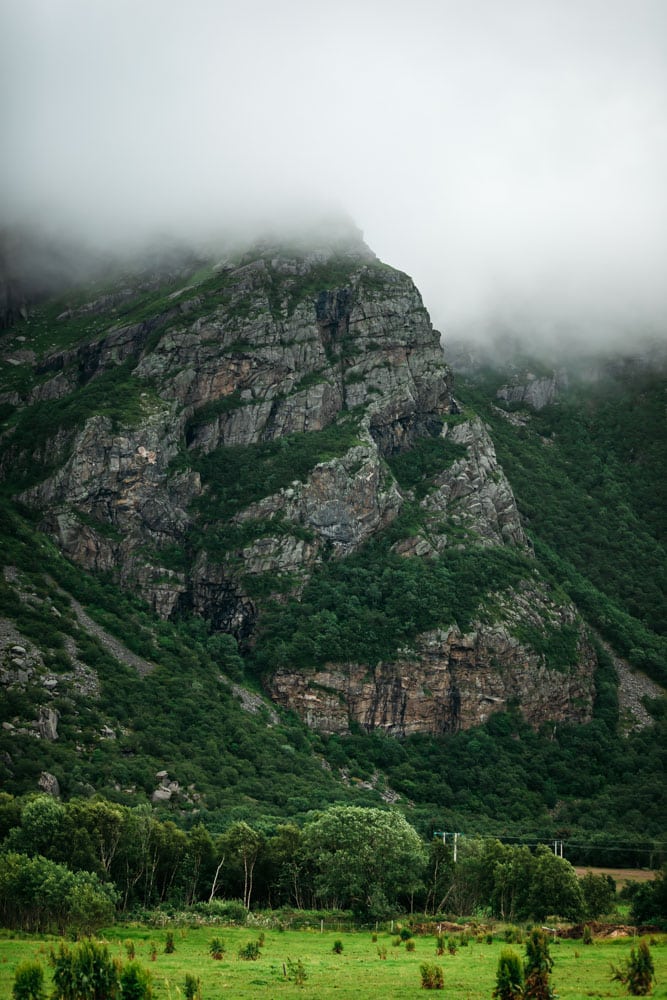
(9, 238, 456, 620)
(0, 231, 598, 734)
(267, 581, 596, 735)
(496, 370, 568, 410)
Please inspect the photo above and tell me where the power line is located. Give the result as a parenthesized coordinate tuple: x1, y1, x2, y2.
(433, 831, 665, 861)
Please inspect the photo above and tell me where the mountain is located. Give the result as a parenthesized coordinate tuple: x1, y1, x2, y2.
(0, 229, 664, 859)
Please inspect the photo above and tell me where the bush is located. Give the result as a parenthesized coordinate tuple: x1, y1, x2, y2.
(164, 931, 175, 954)
(125, 940, 136, 960)
(582, 925, 593, 945)
(332, 939, 343, 954)
(406, 940, 416, 952)
(183, 973, 202, 1000)
(200, 898, 248, 923)
(49, 940, 119, 1000)
(12, 960, 45, 1000)
(611, 939, 656, 996)
(238, 940, 261, 961)
(493, 948, 524, 1000)
(119, 962, 153, 1000)
(209, 937, 224, 959)
(420, 962, 444, 989)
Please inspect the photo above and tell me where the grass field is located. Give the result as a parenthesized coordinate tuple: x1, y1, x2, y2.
(0, 924, 665, 999)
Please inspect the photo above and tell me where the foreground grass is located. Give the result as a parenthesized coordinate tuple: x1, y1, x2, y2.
(0, 925, 665, 999)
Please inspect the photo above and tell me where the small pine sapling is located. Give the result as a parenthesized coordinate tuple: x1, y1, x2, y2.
(119, 962, 153, 1000)
(492, 948, 524, 1000)
(12, 961, 45, 1000)
(611, 939, 656, 996)
(285, 958, 307, 985)
(523, 929, 555, 1000)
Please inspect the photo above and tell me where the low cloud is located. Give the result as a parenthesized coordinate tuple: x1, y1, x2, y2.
(2, 0, 666, 348)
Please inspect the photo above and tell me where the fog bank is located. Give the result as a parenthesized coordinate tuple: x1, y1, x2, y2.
(2, 0, 666, 347)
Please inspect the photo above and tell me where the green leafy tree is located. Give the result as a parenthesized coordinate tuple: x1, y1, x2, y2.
(264, 824, 309, 908)
(493, 948, 524, 1000)
(220, 821, 264, 910)
(424, 839, 455, 915)
(0, 852, 116, 934)
(67, 874, 117, 936)
(8, 796, 67, 860)
(630, 867, 667, 925)
(443, 837, 506, 916)
(183, 823, 215, 905)
(491, 844, 534, 921)
(528, 846, 584, 921)
(580, 870, 616, 919)
(302, 806, 426, 917)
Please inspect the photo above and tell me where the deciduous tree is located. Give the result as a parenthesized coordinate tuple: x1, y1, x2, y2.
(302, 805, 426, 917)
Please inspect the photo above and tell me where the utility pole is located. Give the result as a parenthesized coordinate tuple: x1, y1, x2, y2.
(434, 831, 460, 862)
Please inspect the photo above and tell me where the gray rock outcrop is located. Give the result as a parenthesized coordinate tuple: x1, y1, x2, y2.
(496, 370, 568, 410)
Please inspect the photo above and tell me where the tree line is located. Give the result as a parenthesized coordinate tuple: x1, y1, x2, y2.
(3, 794, 663, 934)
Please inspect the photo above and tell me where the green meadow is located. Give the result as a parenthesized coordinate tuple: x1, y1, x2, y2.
(1, 924, 665, 999)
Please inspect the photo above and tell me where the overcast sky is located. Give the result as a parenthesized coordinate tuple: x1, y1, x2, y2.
(2, 0, 666, 345)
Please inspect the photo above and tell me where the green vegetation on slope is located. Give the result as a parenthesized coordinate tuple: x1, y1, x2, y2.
(385, 427, 467, 497)
(454, 363, 667, 686)
(250, 540, 533, 672)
